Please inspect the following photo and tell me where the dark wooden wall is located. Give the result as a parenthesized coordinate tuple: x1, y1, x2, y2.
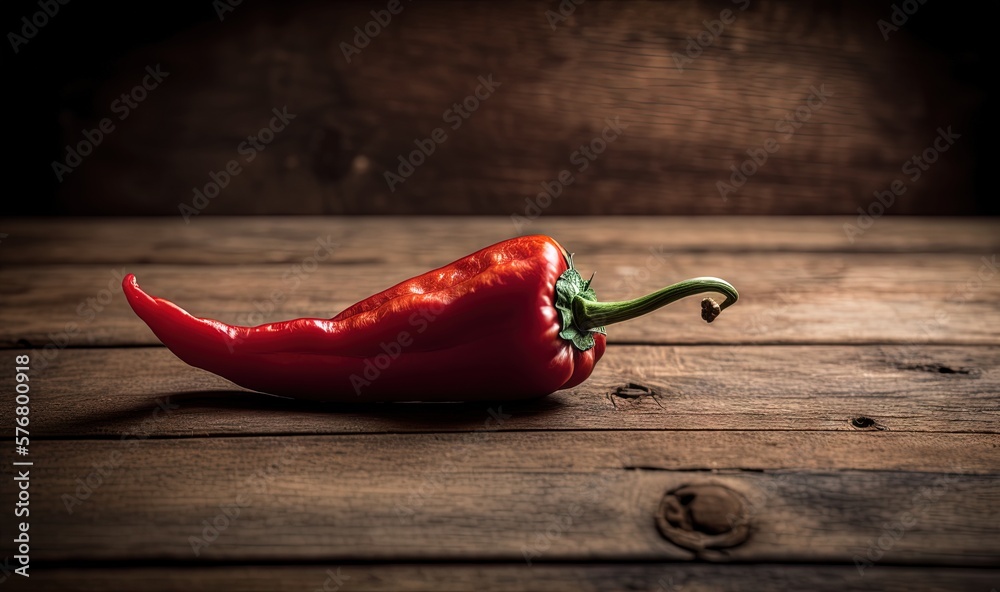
(8, 0, 991, 215)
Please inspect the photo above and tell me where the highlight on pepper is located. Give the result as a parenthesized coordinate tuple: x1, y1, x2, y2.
(123, 235, 738, 402)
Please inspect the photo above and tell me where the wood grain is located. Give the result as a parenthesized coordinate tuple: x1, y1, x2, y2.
(3, 218, 998, 266)
(52, 1, 979, 215)
(2, 346, 997, 437)
(2, 437, 995, 563)
(0, 217, 995, 583)
(4, 430, 995, 477)
(3, 250, 998, 348)
(20, 564, 1000, 592)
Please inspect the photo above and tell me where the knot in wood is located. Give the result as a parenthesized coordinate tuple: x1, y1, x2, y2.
(612, 382, 656, 399)
(656, 484, 751, 553)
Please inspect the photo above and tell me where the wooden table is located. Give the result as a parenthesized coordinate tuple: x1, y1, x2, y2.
(1, 217, 998, 591)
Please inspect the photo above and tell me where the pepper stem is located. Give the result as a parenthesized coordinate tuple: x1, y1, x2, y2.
(572, 277, 739, 330)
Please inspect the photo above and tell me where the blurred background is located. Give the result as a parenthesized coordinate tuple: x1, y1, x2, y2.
(3, 0, 994, 216)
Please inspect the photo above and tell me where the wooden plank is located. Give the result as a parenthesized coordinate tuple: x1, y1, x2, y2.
(45, 2, 980, 215)
(18, 564, 1000, 592)
(2, 436, 996, 563)
(1, 218, 997, 265)
(3, 251, 998, 348)
(5, 430, 996, 477)
(2, 346, 997, 437)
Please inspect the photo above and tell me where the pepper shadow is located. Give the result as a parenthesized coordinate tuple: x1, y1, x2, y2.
(59, 388, 569, 436)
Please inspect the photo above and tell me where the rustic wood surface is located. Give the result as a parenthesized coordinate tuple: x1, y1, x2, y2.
(4, 218, 1000, 265)
(2, 439, 997, 562)
(44, 1, 982, 216)
(0, 217, 997, 590)
(20, 565, 1000, 592)
(4, 255, 999, 346)
(2, 346, 997, 436)
(3, 218, 999, 348)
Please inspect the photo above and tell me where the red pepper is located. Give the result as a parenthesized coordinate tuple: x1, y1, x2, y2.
(123, 235, 737, 402)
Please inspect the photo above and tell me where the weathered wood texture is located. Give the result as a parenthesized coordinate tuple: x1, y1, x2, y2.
(0, 217, 996, 587)
(3, 218, 999, 265)
(5, 218, 997, 349)
(18, 565, 1000, 592)
(2, 346, 997, 437)
(49, 1, 980, 215)
(4, 251, 997, 348)
(1, 437, 995, 563)
(3, 429, 996, 477)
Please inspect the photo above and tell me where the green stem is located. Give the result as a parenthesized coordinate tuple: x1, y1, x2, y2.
(572, 277, 739, 330)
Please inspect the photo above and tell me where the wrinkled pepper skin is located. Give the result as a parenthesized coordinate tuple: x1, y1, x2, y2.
(123, 235, 605, 402)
